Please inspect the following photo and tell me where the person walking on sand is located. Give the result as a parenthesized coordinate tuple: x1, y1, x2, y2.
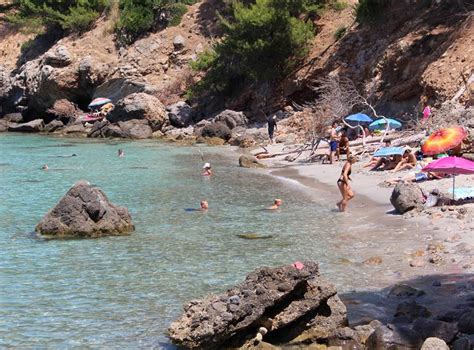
(267, 198, 282, 210)
(327, 122, 339, 164)
(267, 115, 277, 144)
(336, 155, 356, 212)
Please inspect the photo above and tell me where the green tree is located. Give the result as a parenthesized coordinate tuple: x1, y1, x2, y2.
(192, 0, 315, 97)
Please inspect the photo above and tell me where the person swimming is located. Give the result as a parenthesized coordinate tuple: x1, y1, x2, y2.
(41, 164, 49, 170)
(201, 163, 212, 176)
(118, 149, 125, 157)
(267, 198, 282, 210)
(200, 200, 209, 210)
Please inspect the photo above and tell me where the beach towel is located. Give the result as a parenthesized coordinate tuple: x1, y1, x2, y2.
(448, 187, 474, 200)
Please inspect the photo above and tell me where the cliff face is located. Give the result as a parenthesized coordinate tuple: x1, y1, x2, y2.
(0, 0, 472, 121)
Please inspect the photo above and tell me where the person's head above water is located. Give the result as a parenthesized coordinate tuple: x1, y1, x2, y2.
(203, 162, 211, 169)
(118, 149, 124, 157)
(274, 198, 282, 206)
(200, 200, 209, 210)
(42, 164, 49, 170)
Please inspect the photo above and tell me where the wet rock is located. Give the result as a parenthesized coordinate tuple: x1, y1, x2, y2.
(412, 318, 458, 343)
(213, 109, 247, 130)
(437, 309, 471, 323)
(458, 311, 474, 334)
(394, 301, 431, 321)
(388, 284, 425, 298)
(229, 135, 256, 148)
(8, 119, 44, 132)
(167, 101, 194, 128)
(421, 337, 449, 350)
(108, 93, 167, 130)
(200, 122, 232, 141)
(390, 182, 425, 214)
(35, 180, 134, 238)
(239, 154, 266, 169)
(367, 324, 423, 349)
(168, 262, 345, 349)
(60, 123, 88, 136)
(44, 119, 64, 133)
(43, 45, 72, 67)
(354, 320, 383, 344)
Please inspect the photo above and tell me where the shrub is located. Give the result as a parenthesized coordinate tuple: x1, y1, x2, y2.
(355, 0, 389, 23)
(334, 25, 346, 40)
(6, 0, 110, 33)
(330, 1, 348, 11)
(191, 0, 315, 97)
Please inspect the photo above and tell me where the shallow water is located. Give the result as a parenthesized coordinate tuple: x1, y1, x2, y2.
(0, 134, 425, 348)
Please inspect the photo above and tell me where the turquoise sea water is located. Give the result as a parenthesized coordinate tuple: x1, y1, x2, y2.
(0, 134, 401, 348)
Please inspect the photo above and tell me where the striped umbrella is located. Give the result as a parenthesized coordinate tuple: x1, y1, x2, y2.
(88, 97, 112, 109)
(421, 126, 467, 156)
(369, 118, 402, 130)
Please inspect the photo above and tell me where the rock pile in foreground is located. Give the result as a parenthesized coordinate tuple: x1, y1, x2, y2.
(168, 262, 347, 349)
(35, 181, 134, 238)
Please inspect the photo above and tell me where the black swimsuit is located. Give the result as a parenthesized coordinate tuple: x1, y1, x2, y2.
(337, 167, 351, 184)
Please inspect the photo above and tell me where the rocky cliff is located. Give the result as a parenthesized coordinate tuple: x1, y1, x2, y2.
(0, 0, 472, 130)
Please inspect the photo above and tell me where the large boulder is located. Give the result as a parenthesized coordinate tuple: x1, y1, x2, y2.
(200, 122, 232, 141)
(88, 119, 153, 139)
(167, 101, 194, 128)
(108, 92, 167, 130)
(35, 181, 134, 238)
(44, 119, 64, 133)
(390, 182, 425, 214)
(46, 99, 80, 121)
(239, 154, 266, 168)
(213, 109, 247, 130)
(43, 45, 72, 67)
(168, 262, 346, 349)
(412, 318, 458, 344)
(8, 119, 44, 133)
(421, 337, 449, 350)
(367, 324, 423, 349)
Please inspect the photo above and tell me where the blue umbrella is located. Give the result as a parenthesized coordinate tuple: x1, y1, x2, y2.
(369, 118, 402, 130)
(373, 147, 405, 157)
(345, 113, 373, 123)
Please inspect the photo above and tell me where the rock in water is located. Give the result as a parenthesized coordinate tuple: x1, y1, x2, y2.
(390, 182, 425, 214)
(239, 154, 266, 168)
(168, 262, 347, 349)
(35, 181, 134, 238)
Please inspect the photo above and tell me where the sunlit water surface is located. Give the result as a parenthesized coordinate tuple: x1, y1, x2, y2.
(0, 134, 415, 348)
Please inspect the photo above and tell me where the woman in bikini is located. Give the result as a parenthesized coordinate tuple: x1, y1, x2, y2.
(336, 155, 356, 212)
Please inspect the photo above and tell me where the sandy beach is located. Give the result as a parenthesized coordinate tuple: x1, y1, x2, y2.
(251, 143, 474, 326)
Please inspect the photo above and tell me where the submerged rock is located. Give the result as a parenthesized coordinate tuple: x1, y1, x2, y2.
(35, 181, 134, 238)
(168, 262, 347, 349)
(239, 154, 266, 168)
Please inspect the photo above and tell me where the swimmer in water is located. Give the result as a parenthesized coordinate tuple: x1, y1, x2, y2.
(201, 162, 212, 176)
(267, 198, 282, 210)
(118, 149, 125, 157)
(200, 200, 209, 210)
(42, 164, 49, 170)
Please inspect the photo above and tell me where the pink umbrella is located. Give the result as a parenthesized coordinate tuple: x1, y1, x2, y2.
(422, 156, 474, 199)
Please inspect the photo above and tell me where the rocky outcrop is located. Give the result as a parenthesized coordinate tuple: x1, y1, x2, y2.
(167, 101, 194, 128)
(88, 119, 153, 139)
(213, 109, 247, 130)
(168, 262, 347, 349)
(390, 182, 425, 214)
(200, 122, 232, 141)
(239, 154, 266, 169)
(43, 45, 72, 67)
(108, 93, 167, 130)
(46, 99, 80, 121)
(35, 181, 134, 238)
(8, 119, 44, 132)
(367, 324, 423, 349)
(44, 119, 64, 133)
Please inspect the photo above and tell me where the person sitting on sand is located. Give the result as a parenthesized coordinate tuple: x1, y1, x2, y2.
(391, 148, 417, 172)
(267, 199, 282, 210)
(336, 155, 356, 212)
(118, 149, 125, 157)
(371, 154, 402, 171)
(384, 171, 446, 186)
(336, 130, 350, 161)
(202, 163, 212, 176)
(200, 200, 209, 210)
(363, 140, 392, 168)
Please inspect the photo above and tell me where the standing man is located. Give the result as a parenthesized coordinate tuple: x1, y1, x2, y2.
(267, 115, 277, 144)
(327, 122, 339, 164)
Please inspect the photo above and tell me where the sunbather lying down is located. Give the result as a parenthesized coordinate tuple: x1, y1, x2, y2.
(384, 171, 447, 186)
(370, 155, 402, 171)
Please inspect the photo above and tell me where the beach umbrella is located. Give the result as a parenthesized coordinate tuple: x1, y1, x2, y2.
(373, 146, 405, 157)
(422, 156, 474, 199)
(88, 97, 112, 109)
(369, 118, 402, 130)
(421, 126, 467, 156)
(345, 113, 373, 123)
